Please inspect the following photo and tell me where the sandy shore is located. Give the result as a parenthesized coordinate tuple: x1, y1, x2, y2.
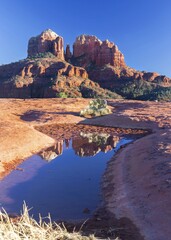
(0, 98, 171, 240)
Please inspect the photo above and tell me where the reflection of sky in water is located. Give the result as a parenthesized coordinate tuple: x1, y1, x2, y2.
(0, 135, 132, 221)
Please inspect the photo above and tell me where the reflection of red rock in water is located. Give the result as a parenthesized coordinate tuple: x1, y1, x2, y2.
(101, 145, 113, 153)
(101, 136, 120, 152)
(40, 134, 120, 160)
(40, 150, 58, 161)
(40, 140, 64, 161)
(110, 136, 120, 147)
(72, 137, 101, 157)
(55, 140, 63, 155)
(72, 134, 120, 157)
(65, 139, 70, 149)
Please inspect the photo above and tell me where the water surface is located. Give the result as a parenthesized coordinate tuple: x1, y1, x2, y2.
(0, 132, 132, 221)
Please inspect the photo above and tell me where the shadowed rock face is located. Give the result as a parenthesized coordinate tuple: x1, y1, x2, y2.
(28, 29, 64, 60)
(65, 44, 72, 62)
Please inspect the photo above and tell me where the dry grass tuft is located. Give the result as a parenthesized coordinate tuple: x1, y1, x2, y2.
(0, 203, 97, 240)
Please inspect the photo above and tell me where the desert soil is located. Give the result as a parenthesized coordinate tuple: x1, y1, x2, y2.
(0, 98, 170, 240)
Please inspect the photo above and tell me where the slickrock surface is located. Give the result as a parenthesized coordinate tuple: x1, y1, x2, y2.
(84, 100, 171, 240)
(0, 98, 170, 240)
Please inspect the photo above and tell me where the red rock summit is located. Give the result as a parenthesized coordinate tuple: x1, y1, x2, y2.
(28, 29, 64, 59)
(73, 35, 126, 68)
(0, 29, 170, 99)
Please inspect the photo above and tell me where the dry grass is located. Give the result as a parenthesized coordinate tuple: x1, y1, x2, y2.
(0, 203, 97, 240)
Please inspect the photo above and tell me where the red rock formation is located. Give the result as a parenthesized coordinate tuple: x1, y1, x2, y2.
(65, 65, 88, 78)
(65, 44, 72, 61)
(0, 57, 94, 98)
(0, 30, 171, 99)
(73, 35, 126, 68)
(28, 29, 64, 59)
(16, 60, 88, 80)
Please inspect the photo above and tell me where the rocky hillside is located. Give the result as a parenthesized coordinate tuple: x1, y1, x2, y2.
(0, 29, 170, 100)
(0, 57, 120, 99)
(0, 30, 120, 99)
(69, 34, 171, 101)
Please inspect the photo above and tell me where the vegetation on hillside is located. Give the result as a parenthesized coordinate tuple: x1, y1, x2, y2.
(55, 80, 123, 99)
(27, 52, 56, 60)
(115, 80, 171, 101)
(0, 54, 170, 101)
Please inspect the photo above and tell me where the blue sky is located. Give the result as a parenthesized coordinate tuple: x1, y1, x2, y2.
(0, 0, 171, 77)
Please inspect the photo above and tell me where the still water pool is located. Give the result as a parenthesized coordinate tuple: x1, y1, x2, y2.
(0, 132, 132, 221)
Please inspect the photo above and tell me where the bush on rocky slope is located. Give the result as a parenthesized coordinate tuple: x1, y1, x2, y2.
(55, 80, 123, 99)
(27, 52, 56, 60)
(116, 80, 171, 101)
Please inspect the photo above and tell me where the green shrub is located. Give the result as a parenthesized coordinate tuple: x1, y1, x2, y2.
(117, 80, 154, 99)
(27, 52, 56, 60)
(115, 79, 171, 101)
(80, 85, 122, 99)
(80, 99, 112, 117)
(56, 92, 68, 98)
(149, 86, 171, 101)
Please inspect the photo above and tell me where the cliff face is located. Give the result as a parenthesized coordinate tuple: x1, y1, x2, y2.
(0, 58, 118, 99)
(0, 29, 170, 99)
(0, 58, 87, 98)
(71, 35, 171, 88)
(28, 29, 64, 60)
(72, 35, 126, 68)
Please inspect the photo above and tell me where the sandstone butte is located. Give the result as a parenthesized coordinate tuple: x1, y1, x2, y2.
(0, 29, 170, 98)
(0, 29, 171, 240)
(28, 29, 65, 59)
